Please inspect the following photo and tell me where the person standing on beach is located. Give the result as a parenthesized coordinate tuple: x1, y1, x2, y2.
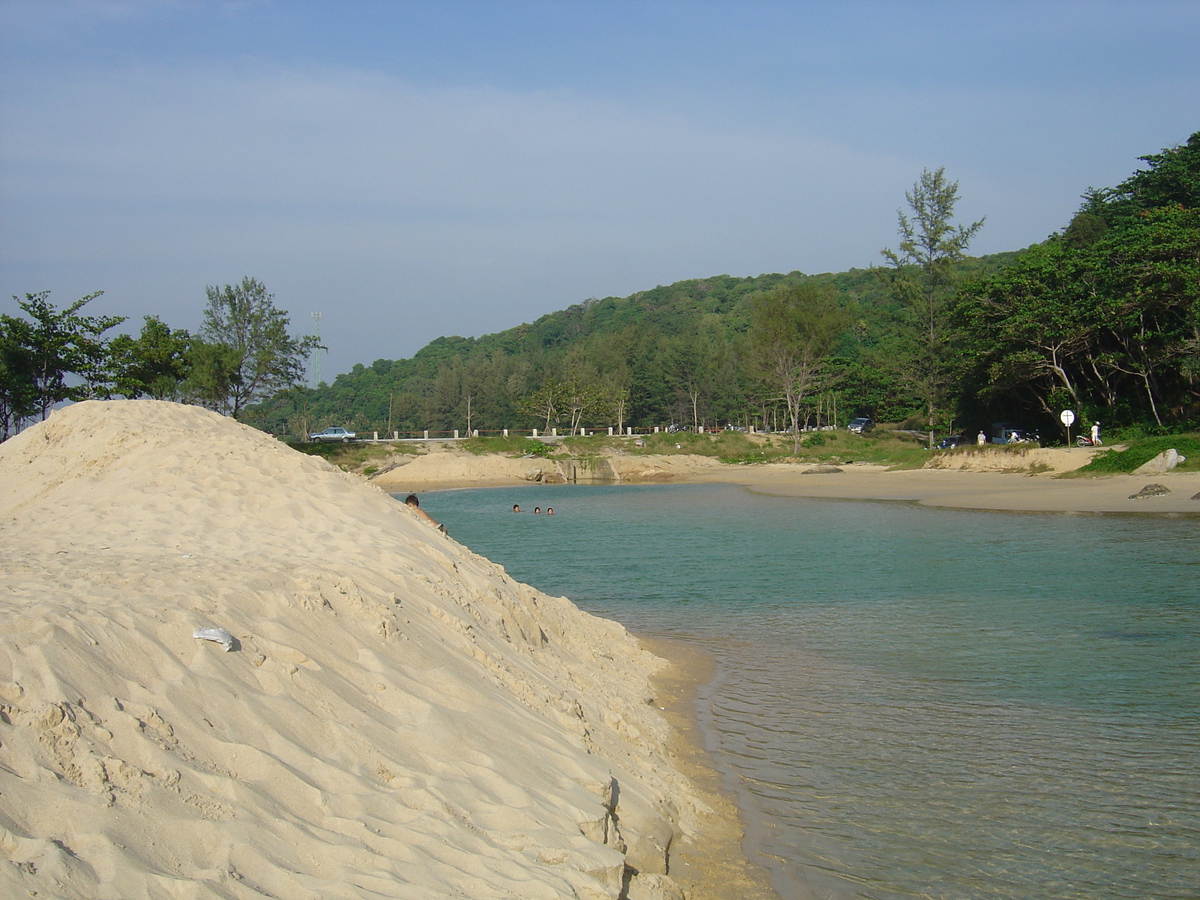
(1091, 422, 1102, 445)
(977, 430, 987, 446)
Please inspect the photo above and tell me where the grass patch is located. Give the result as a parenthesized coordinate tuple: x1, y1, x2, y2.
(286, 440, 417, 472)
(789, 428, 930, 469)
(1071, 435, 1200, 475)
(459, 435, 558, 457)
(614, 427, 933, 468)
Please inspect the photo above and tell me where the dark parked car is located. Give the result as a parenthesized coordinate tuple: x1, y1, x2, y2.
(935, 434, 964, 449)
(308, 426, 356, 443)
(847, 417, 874, 434)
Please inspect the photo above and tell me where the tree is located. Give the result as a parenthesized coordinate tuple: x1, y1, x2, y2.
(519, 380, 562, 432)
(954, 240, 1098, 423)
(558, 372, 606, 436)
(955, 135, 1200, 434)
(878, 168, 984, 446)
(109, 315, 193, 400)
(4, 291, 125, 422)
(0, 316, 37, 439)
(747, 283, 850, 453)
(191, 277, 320, 417)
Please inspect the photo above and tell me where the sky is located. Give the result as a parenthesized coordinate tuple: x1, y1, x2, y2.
(2, 1, 1197, 381)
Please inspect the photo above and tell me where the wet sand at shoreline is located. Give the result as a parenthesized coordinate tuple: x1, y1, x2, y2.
(374, 445, 1200, 516)
(689, 461, 1200, 515)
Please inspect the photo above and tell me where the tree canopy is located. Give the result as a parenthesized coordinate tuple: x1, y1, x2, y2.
(192, 277, 321, 417)
(0, 291, 125, 436)
(7, 132, 1197, 446)
(955, 133, 1200, 437)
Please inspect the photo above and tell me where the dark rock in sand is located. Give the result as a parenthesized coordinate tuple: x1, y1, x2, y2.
(1129, 483, 1171, 500)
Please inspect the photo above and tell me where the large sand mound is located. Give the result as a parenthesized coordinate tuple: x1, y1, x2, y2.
(0, 401, 711, 899)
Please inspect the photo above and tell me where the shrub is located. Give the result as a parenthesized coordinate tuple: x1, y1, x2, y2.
(1075, 435, 1200, 474)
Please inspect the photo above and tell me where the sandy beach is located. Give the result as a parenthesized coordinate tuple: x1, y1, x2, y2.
(374, 443, 1200, 516)
(4, 407, 1195, 900)
(0, 401, 772, 900)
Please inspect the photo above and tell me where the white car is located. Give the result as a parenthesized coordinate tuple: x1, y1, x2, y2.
(308, 426, 356, 443)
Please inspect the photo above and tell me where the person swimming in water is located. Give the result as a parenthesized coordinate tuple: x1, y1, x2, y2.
(405, 494, 446, 533)
(512, 504, 520, 513)
(534, 507, 541, 514)
(546, 507, 554, 515)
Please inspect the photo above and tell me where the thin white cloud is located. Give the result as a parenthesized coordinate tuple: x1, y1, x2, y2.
(2, 1, 1196, 377)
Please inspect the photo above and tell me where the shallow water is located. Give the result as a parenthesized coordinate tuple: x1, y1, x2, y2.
(421, 484, 1200, 900)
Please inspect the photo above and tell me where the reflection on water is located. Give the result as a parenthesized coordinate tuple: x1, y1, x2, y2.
(425, 484, 1200, 900)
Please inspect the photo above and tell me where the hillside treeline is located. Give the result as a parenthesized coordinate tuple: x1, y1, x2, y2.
(249, 132, 1199, 443)
(5, 134, 1196, 445)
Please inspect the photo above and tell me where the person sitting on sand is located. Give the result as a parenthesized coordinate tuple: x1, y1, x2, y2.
(405, 494, 446, 533)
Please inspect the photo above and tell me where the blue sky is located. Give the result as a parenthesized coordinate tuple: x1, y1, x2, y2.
(2, 1, 1197, 380)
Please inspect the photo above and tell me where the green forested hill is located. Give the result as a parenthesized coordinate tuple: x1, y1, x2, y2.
(247, 132, 1199, 443)
(247, 254, 1025, 439)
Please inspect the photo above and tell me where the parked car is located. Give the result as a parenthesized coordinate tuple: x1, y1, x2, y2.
(847, 417, 874, 434)
(308, 426, 356, 443)
(935, 434, 964, 449)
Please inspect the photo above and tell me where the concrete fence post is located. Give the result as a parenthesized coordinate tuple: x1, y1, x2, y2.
(423, 430, 429, 440)
(503, 429, 508, 437)
(453, 430, 459, 439)
(532, 428, 538, 437)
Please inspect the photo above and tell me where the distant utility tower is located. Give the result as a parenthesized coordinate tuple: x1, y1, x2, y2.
(310, 312, 322, 388)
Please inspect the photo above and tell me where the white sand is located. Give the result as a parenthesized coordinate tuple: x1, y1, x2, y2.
(0, 401, 765, 900)
(373, 446, 727, 493)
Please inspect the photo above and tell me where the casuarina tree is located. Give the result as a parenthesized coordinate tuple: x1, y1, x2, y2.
(878, 168, 984, 447)
(189, 277, 321, 417)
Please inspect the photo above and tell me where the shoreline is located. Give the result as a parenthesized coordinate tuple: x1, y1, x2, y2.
(375, 450, 1200, 516)
(1, 401, 742, 900)
(637, 636, 780, 900)
(373, 451, 1199, 897)
(687, 461, 1200, 515)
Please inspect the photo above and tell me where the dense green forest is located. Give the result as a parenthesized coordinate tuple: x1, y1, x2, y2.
(5, 133, 1196, 446)
(246, 132, 1199, 444)
(247, 253, 1027, 440)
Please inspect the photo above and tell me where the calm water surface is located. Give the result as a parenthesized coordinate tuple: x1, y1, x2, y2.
(419, 484, 1199, 900)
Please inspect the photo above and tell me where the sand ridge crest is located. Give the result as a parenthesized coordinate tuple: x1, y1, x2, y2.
(0, 400, 719, 900)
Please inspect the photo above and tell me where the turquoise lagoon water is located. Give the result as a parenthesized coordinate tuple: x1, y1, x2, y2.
(419, 484, 1199, 900)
